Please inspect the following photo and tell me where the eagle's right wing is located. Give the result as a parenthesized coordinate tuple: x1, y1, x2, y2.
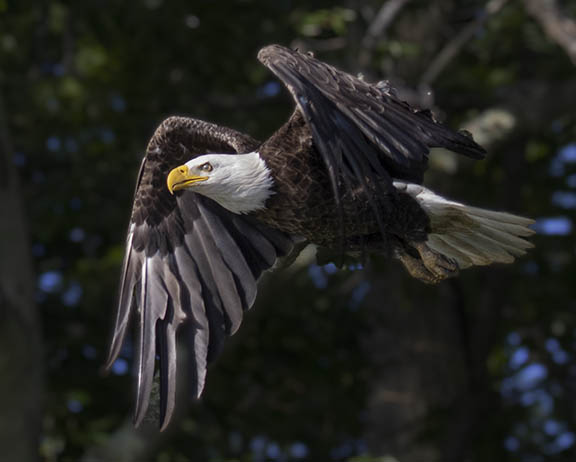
(105, 117, 293, 430)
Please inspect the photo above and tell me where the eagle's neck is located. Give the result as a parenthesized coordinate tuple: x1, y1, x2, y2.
(198, 152, 275, 215)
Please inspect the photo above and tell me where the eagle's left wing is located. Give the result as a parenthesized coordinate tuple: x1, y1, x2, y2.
(105, 117, 293, 429)
(258, 44, 485, 237)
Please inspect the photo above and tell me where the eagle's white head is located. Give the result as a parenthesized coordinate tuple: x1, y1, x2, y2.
(166, 152, 275, 214)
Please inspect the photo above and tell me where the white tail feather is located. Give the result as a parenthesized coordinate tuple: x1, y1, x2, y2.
(394, 182, 535, 269)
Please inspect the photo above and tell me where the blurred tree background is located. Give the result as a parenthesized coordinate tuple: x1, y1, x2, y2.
(1, 0, 576, 460)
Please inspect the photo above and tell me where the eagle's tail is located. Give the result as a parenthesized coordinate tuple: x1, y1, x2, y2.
(394, 182, 535, 270)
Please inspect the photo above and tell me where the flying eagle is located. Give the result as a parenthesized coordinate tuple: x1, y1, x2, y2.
(105, 45, 534, 429)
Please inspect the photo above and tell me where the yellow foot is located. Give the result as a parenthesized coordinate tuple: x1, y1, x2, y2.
(397, 241, 459, 284)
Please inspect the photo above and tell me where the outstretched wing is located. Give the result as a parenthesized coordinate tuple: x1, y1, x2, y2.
(258, 44, 485, 235)
(105, 116, 293, 430)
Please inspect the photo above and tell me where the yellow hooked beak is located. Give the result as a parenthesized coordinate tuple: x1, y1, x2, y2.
(166, 165, 208, 194)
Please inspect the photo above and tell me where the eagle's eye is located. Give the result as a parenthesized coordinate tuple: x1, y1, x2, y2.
(199, 162, 213, 172)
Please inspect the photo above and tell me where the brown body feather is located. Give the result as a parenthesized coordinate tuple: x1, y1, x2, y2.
(254, 110, 430, 250)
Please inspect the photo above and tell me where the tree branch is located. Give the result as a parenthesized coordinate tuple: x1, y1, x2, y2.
(420, 0, 509, 87)
(0, 78, 43, 462)
(358, 0, 413, 69)
(524, 0, 576, 64)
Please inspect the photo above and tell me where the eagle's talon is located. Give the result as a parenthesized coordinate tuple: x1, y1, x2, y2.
(412, 241, 459, 281)
(395, 249, 445, 284)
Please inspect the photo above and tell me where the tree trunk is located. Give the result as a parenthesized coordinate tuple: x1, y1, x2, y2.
(362, 263, 502, 461)
(0, 89, 43, 461)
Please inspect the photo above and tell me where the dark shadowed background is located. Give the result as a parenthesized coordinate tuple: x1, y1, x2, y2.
(1, 0, 576, 461)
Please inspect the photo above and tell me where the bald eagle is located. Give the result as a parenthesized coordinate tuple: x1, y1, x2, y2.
(105, 45, 534, 429)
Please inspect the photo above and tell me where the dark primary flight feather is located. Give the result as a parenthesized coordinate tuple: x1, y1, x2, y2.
(105, 117, 293, 429)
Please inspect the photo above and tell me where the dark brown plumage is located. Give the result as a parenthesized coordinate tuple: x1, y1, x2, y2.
(253, 110, 432, 249)
(105, 45, 534, 430)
